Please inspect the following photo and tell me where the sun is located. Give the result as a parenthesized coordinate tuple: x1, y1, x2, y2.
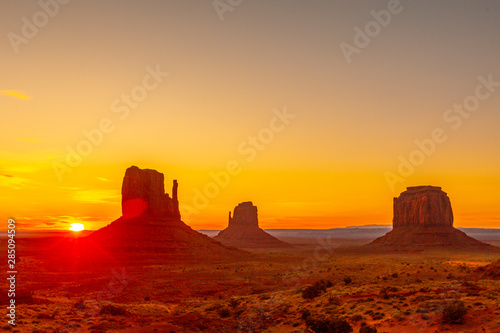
(69, 223, 85, 231)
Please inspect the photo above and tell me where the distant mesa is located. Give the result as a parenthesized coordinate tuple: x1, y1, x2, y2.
(369, 186, 496, 251)
(84, 166, 244, 258)
(393, 186, 453, 228)
(214, 201, 290, 249)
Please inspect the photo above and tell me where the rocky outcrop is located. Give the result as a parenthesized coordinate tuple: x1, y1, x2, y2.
(393, 186, 453, 228)
(214, 202, 290, 249)
(83, 166, 245, 258)
(228, 202, 259, 227)
(369, 186, 495, 251)
(121, 166, 178, 219)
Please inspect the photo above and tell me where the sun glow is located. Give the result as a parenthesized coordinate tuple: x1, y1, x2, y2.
(69, 223, 85, 231)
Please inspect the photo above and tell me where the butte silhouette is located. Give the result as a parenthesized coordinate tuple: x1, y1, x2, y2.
(84, 166, 244, 258)
(214, 201, 290, 248)
(369, 186, 496, 251)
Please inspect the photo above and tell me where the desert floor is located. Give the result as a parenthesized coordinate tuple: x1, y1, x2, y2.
(2, 237, 500, 333)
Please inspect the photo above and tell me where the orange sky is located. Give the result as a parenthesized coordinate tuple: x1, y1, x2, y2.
(1, 1, 499, 231)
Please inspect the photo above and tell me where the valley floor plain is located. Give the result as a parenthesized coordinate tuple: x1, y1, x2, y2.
(1, 231, 500, 333)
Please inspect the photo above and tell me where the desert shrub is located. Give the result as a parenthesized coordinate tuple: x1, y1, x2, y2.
(74, 299, 85, 310)
(344, 276, 352, 285)
(442, 300, 467, 324)
(228, 297, 240, 307)
(370, 312, 385, 320)
(302, 287, 319, 300)
(391, 273, 398, 278)
(218, 307, 231, 318)
(359, 322, 377, 333)
(305, 316, 353, 333)
(379, 287, 390, 299)
(302, 280, 333, 300)
(392, 310, 404, 321)
(35, 312, 55, 319)
(328, 294, 342, 305)
(462, 280, 473, 287)
(351, 314, 363, 322)
(99, 304, 128, 316)
(300, 308, 311, 320)
(278, 303, 291, 314)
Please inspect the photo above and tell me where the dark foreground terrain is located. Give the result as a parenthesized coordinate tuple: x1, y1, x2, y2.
(1, 232, 500, 333)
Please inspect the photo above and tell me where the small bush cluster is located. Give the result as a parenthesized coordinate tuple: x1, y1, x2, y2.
(442, 300, 467, 324)
(328, 294, 342, 305)
(73, 299, 85, 310)
(305, 316, 353, 333)
(351, 314, 363, 322)
(302, 279, 333, 300)
(359, 322, 377, 333)
(218, 307, 231, 318)
(300, 308, 311, 320)
(99, 304, 128, 316)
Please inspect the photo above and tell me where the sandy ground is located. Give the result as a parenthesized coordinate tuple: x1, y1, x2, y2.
(1, 236, 499, 332)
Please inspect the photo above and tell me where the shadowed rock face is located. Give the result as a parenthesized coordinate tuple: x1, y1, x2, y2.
(229, 202, 258, 227)
(121, 166, 179, 220)
(215, 202, 290, 249)
(370, 186, 496, 251)
(393, 186, 453, 228)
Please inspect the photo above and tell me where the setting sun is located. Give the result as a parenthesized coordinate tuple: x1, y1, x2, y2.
(69, 223, 85, 231)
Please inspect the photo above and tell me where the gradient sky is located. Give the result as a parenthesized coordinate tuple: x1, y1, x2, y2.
(1, 0, 499, 231)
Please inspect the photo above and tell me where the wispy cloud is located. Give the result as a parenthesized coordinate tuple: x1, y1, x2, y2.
(96, 177, 110, 182)
(73, 189, 119, 203)
(13, 137, 40, 142)
(0, 174, 32, 189)
(0, 90, 32, 100)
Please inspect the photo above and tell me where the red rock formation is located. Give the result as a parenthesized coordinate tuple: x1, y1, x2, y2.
(393, 186, 453, 228)
(172, 180, 181, 219)
(229, 202, 258, 227)
(83, 166, 245, 258)
(214, 202, 290, 249)
(121, 166, 179, 220)
(370, 186, 495, 251)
